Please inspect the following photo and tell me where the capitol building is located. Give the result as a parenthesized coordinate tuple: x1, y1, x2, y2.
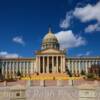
(0, 28, 100, 100)
(0, 28, 100, 79)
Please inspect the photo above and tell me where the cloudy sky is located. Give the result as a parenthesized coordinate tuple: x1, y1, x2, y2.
(0, 0, 100, 58)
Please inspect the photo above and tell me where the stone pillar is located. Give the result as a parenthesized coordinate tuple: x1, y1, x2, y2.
(85, 61, 88, 74)
(63, 56, 65, 72)
(61, 56, 63, 72)
(9, 61, 12, 78)
(16, 61, 18, 73)
(26, 62, 29, 76)
(47, 56, 49, 73)
(28, 62, 30, 75)
(67, 60, 70, 72)
(23, 62, 26, 76)
(75, 61, 77, 74)
(56, 56, 58, 73)
(71, 61, 74, 74)
(78, 61, 81, 74)
(88, 61, 91, 68)
(37, 56, 40, 73)
(38, 56, 40, 73)
(30, 61, 33, 74)
(36, 56, 38, 72)
(5, 61, 8, 79)
(52, 56, 54, 73)
(43, 56, 45, 73)
(96, 60, 98, 65)
(1, 61, 4, 76)
(81, 61, 83, 71)
(12, 61, 15, 78)
(19, 61, 20, 73)
(25, 62, 27, 76)
(70, 61, 72, 74)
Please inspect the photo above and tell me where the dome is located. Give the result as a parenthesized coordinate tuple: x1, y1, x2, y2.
(42, 28, 59, 50)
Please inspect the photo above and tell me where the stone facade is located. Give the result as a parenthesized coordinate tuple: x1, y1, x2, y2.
(0, 84, 100, 100)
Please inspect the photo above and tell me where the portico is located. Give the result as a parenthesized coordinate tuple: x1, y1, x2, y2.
(36, 55, 65, 73)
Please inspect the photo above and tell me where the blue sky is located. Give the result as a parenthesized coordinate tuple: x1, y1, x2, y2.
(0, 0, 100, 58)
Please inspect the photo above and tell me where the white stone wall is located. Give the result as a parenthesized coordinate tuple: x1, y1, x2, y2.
(26, 86, 78, 100)
(0, 86, 100, 100)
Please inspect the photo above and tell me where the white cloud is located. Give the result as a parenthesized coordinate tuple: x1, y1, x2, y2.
(85, 23, 100, 33)
(55, 30, 86, 49)
(73, 2, 100, 33)
(0, 51, 19, 58)
(13, 36, 25, 46)
(60, 12, 73, 29)
(77, 51, 91, 57)
(73, 2, 100, 22)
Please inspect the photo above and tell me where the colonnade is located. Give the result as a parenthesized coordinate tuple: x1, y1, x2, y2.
(1, 60, 34, 79)
(0, 57, 100, 79)
(36, 55, 65, 73)
(67, 59, 100, 74)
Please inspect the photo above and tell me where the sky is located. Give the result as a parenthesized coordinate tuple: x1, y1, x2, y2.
(0, 0, 100, 58)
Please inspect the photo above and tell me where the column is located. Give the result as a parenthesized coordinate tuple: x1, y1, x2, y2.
(70, 61, 72, 74)
(11, 62, 13, 78)
(81, 61, 83, 71)
(85, 61, 88, 74)
(28, 62, 30, 75)
(16, 61, 18, 73)
(36, 56, 38, 72)
(62, 56, 65, 72)
(61, 56, 63, 72)
(43, 56, 45, 73)
(78, 61, 81, 74)
(91, 60, 94, 66)
(36, 56, 40, 73)
(80, 61, 83, 72)
(88, 61, 91, 68)
(1, 61, 4, 76)
(47, 56, 49, 73)
(38, 56, 40, 73)
(12, 61, 15, 78)
(67, 60, 70, 72)
(30, 61, 33, 74)
(9, 61, 12, 78)
(52, 56, 54, 72)
(24, 62, 26, 75)
(14, 62, 16, 77)
(96, 60, 98, 65)
(23, 62, 26, 76)
(56, 56, 58, 72)
(75, 61, 77, 74)
(5, 61, 8, 79)
(19, 62, 21, 74)
(71, 61, 74, 74)
(26, 62, 29, 75)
